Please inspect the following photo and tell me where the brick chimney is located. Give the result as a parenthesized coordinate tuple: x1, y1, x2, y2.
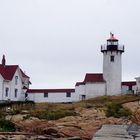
(2, 55, 6, 66)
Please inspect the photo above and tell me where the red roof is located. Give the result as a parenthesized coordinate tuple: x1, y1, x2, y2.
(122, 81, 136, 86)
(27, 89, 75, 93)
(84, 73, 105, 83)
(75, 73, 105, 86)
(0, 64, 18, 80)
(0, 64, 30, 81)
(75, 82, 85, 86)
(20, 69, 30, 78)
(107, 33, 118, 41)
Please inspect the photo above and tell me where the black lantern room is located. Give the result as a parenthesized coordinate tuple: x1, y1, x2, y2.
(101, 33, 124, 53)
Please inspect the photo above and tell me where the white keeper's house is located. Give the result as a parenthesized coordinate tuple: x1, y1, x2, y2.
(0, 34, 139, 103)
(0, 55, 31, 101)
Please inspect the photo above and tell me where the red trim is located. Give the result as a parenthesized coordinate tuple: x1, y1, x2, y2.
(122, 81, 136, 86)
(20, 69, 30, 78)
(27, 89, 75, 93)
(75, 82, 85, 86)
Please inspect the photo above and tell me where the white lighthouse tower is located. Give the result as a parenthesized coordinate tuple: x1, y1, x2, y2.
(101, 33, 124, 95)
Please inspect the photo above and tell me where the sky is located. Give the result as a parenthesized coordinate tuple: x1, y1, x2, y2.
(0, 0, 140, 89)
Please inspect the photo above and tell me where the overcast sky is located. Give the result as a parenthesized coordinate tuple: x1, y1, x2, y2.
(0, 0, 140, 89)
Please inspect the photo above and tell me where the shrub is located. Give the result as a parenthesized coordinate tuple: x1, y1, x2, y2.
(0, 119, 16, 132)
(0, 112, 6, 120)
(11, 109, 21, 115)
(106, 102, 132, 118)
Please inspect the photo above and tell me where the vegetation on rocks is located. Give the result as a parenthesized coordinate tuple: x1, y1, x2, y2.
(106, 101, 132, 118)
(0, 112, 15, 132)
(28, 109, 78, 120)
(84, 95, 140, 108)
(0, 95, 140, 139)
(0, 119, 16, 132)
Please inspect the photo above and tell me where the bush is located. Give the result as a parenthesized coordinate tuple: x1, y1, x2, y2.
(11, 109, 21, 115)
(31, 109, 77, 120)
(0, 112, 6, 120)
(106, 102, 132, 118)
(0, 119, 16, 132)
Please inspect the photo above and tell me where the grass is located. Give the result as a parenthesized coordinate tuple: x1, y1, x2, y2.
(0, 119, 16, 132)
(0, 95, 139, 121)
(0, 112, 16, 132)
(82, 94, 140, 108)
(106, 101, 132, 118)
(26, 109, 78, 120)
(34, 94, 140, 111)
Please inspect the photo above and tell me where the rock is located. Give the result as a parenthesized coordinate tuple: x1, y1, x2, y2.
(43, 127, 58, 135)
(56, 121, 81, 129)
(127, 123, 140, 136)
(36, 135, 51, 140)
(28, 135, 53, 140)
(92, 125, 134, 140)
(6, 114, 26, 122)
(8, 135, 27, 140)
(11, 107, 133, 140)
(21, 110, 29, 114)
(67, 136, 82, 140)
(58, 126, 89, 140)
(135, 137, 140, 140)
(0, 135, 7, 140)
(58, 116, 82, 122)
(43, 127, 62, 138)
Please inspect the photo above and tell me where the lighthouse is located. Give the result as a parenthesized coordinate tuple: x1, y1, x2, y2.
(101, 33, 124, 95)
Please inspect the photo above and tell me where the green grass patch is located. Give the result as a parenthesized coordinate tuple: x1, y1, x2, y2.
(0, 119, 16, 132)
(106, 102, 132, 118)
(29, 109, 78, 120)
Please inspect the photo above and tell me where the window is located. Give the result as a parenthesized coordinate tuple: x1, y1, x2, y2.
(66, 92, 71, 97)
(15, 89, 18, 98)
(25, 93, 28, 101)
(129, 86, 132, 90)
(5, 88, 9, 97)
(81, 95, 86, 100)
(15, 76, 18, 85)
(44, 92, 48, 98)
(110, 55, 114, 62)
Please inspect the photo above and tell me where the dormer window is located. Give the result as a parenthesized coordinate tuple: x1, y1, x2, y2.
(15, 76, 18, 85)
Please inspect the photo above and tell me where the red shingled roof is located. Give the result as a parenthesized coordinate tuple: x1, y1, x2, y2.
(84, 73, 105, 83)
(20, 69, 30, 78)
(27, 89, 75, 93)
(122, 81, 136, 86)
(0, 64, 18, 80)
(0, 64, 30, 81)
(75, 73, 105, 86)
